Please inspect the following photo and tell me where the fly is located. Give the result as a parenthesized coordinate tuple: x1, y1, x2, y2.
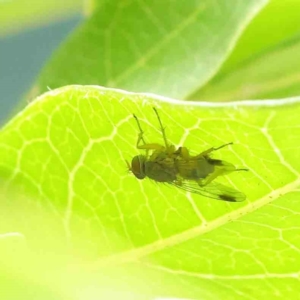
(127, 108, 248, 202)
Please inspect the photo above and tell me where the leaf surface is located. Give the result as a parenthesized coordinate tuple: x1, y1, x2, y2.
(1, 85, 299, 299)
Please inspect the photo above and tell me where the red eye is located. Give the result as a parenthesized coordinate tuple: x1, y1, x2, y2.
(131, 155, 146, 180)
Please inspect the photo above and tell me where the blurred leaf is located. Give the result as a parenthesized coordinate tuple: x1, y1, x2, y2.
(1, 85, 299, 299)
(220, 0, 300, 74)
(191, 0, 300, 100)
(35, 0, 268, 99)
(189, 38, 300, 101)
(0, 0, 82, 37)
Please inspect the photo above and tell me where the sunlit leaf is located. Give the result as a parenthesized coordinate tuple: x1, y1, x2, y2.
(1, 86, 299, 299)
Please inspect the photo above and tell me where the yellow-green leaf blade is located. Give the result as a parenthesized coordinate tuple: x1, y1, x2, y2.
(1, 85, 299, 299)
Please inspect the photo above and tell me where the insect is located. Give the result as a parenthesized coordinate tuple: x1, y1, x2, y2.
(127, 108, 248, 202)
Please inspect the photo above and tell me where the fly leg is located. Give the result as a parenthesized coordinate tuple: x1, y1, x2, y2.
(198, 168, 227, 186)
(196, 142, 233, 157)
(134, 113, 166, 148)
(196, 142, 248, 177)
(198, 160, 248, 187)
(153, 107, 169, 148)
(133, 113, 147, 147)
(174, 146, 190, 159)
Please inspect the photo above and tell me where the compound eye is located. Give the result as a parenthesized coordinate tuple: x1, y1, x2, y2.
(131, 156, 146, 180)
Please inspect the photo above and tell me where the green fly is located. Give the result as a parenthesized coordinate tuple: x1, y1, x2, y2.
(127, 108, 248, 202)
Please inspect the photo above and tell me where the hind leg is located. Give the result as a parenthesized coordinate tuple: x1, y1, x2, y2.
(198, 160, 248, 186)
(196, 142, 233, 158)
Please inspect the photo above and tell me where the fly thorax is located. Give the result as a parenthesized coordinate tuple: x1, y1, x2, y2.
(150, 151, 167, 162)
(145, 160, 177, 182)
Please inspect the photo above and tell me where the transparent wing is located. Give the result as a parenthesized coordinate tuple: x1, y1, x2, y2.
(170, 180, 246, 202)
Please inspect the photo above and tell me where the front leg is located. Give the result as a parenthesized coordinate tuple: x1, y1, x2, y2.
(136, 132, 165, 151)
(135, 131, 164, 157)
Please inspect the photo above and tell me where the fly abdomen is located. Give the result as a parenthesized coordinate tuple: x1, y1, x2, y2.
(177, 156, 215, 180)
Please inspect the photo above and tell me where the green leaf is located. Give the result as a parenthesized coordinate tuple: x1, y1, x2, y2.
(35, 0, 268, 99)
(190, 0, 300, 101)
(189, 38, 300, 101)
(218, 0, 300, 74)
(0, 0, 82, 37)
(1, 85, 299, 299)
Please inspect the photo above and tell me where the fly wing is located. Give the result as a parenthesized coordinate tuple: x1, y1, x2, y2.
(170, 180, 246, 202)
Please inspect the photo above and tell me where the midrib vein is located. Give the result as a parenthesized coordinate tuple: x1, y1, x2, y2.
(93, 177, 300, 268)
